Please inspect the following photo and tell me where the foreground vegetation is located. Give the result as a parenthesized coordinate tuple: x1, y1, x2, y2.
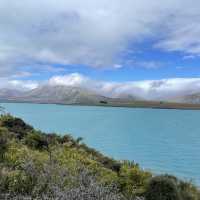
(0, 114, 199, 199)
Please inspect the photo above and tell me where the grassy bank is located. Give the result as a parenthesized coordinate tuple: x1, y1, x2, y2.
(0, 114, 199, 199)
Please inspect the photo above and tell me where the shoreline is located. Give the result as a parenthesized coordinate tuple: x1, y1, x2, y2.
(1, 100, 200, 110)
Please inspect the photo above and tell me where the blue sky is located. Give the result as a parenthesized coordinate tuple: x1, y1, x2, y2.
(1, 0, 200, 98)
(20, 47, 200, 82)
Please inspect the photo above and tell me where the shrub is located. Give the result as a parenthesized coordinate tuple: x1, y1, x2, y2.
(3, 170, 30, 194)
(0, 115, 33, 139)
(2, 157, 126, 200)
(178, 181, 200, 200)
(46, 133, 62, 145)
(119, 162, 151, 197)
(145, 175, 181, 200)
(161, 175, 200, 200)
(0, 128, 9, 160)
(100, 101, 108, 104)
(24, 131, 48, 150)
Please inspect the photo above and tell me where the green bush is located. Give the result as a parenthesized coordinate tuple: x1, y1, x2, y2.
(119, 161, 151, 197)
(3, 170, 30, 194)
(179, 181, 200, 200)
(145, 175, 181, 200)
(24, 131, 48, 150)
(161, 175, 200, 200)
(0, 128, 9, 160)
(0, 115, 33, 139)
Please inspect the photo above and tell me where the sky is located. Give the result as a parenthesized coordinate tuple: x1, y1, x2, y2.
(1, 0, 200, 98)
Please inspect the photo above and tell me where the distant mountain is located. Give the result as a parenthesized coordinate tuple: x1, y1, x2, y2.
(2, 86, 200, 109)
(169, 93, 200, 104)
(0, 85, 143, 105)
(6, 85, 111, 105)
(111, 93, 142, 101)
(0, 89, 24, 99)
(5, 85, 200, 106)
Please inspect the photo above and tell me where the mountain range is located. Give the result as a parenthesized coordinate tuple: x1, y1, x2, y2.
(168, 93, 200, 104)
(0, 85, 140, 105)
(0, 84, 200, 106)
(0, 85, 108, 104)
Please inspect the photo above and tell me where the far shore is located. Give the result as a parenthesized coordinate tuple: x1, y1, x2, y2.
(1, 99, 200, 110)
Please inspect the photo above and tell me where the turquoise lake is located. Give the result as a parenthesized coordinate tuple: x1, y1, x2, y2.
(1, 103, 200, 184)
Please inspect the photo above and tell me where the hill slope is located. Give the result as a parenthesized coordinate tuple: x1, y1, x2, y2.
(0, 115, 200, 199)
(0, 88, 23, 99)
(2, 85, 110, 104)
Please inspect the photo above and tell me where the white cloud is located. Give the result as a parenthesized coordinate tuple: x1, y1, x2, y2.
(8, 80, 38, 90)
(113, 64, 123, 69)
(0, 79, 38, 90)
(155, 2, 200, 55)
(1, 0, 200, 77)
(49, 73, 91, 87)
(47, 73, 200, 100)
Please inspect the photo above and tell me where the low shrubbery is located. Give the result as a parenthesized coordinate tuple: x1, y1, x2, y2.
(0, 114, 199, 200)
(0, 128, 9, 160)
(145, 175, 200, 200)
(145, 176, 181, 200)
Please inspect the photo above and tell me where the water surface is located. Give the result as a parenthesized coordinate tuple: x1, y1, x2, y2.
(1, 103, 200, 184)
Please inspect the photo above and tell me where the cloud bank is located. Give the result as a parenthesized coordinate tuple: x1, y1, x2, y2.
(1, 73, 200, 99)
(0, 78, 38, 91)
(49, 73, 200, 100)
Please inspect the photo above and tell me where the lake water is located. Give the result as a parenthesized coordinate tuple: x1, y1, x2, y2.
(1, 103, 200, 185)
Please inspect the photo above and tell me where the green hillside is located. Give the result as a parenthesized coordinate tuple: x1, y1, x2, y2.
(0, 115, 199, 199)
